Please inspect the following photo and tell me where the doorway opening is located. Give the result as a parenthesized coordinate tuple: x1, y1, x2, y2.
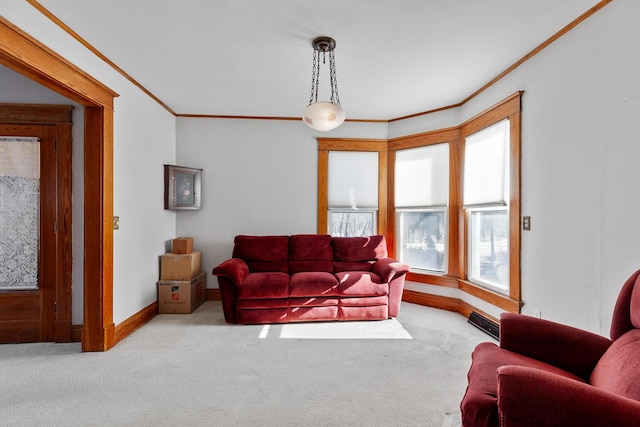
(0, 17, 118, 351)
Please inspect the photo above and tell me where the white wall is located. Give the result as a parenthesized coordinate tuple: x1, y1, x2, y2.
(388, 107, 461, 139)
(3, 2, 177, 325)
(392, 0, 640, 335)
(111, 87, 177, 324)
(176, 118, 388, 287)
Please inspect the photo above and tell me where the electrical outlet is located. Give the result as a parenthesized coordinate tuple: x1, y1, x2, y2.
(534, 310, 542, 318)
(522, 216, 531, 231)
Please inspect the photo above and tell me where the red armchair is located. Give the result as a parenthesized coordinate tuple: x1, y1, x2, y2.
(461, 270, 640, 427)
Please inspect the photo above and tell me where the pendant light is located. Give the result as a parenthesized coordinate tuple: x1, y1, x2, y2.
(303, 36, 345, 132)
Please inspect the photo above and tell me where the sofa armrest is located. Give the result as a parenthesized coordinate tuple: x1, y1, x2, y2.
(212, 258, 249, 285)
(500, 313, 612, 380)
(498, 365, 640, 427)
(373, 258, 410, 283)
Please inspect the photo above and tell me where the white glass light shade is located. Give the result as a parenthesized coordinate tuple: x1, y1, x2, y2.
(303, 102, 346, 132)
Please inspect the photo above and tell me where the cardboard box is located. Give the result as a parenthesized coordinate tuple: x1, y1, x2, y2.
(160, 251, 202, 281)
(172, 237, 194, 254)
(157, 272, 207, 314)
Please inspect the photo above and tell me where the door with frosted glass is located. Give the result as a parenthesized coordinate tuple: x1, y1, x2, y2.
(0, 120, 72, 343)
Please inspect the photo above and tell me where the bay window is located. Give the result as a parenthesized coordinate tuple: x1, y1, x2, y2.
(318, 92, 522, 312)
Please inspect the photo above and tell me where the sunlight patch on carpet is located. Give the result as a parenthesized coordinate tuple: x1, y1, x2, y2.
(259, 319, 413, 339)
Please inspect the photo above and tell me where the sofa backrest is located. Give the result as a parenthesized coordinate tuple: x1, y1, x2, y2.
(590, 269, 640, 401)
(590, 329, 640, 401)
(289, 234, 333, 274)
(232, 235, 289, 273)
(610, 269, 640, 340)
(231, 234, 389, 274)
(332, 235, 388, 273)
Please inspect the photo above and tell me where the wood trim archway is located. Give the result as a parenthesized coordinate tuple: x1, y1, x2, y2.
(0, 17, 119, 351)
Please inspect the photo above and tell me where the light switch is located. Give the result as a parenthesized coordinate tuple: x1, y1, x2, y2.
(114, 216, 120, 230)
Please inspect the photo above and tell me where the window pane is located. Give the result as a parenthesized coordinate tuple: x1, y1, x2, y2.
(397, 210, 446, 273)
(395, 144, 449, 208)
(469, 209, 509, 292)
(328, 151, 378, 208)
(464, 120, 509, 206)
(330, 211, 376, 237)
(0, 137, 40, 290)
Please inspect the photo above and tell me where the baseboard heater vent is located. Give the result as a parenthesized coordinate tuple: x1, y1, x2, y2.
(468, 312, 499, 340)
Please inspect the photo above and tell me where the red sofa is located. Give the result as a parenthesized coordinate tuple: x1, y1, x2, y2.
(460, 269, 640, 427)
(212, 234, 409, 324)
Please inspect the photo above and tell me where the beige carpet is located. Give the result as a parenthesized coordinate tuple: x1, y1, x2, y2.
(0, 301, 492, 426)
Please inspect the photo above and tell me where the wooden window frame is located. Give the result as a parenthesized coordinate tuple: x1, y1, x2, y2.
(458, 92, 522, 312)
(317, 138, 388, 235)
(388, 127, 462, 287)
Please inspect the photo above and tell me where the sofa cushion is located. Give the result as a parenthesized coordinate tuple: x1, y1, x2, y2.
(289, 234, 332, 261)
(335, 271, 388, 297)
(461, 342, 585, 427)
(591, 329, 640, 400)
(237, 272, 289, 299)
(339, 305, 387, 321)
(233, 235, 289, 273)
(332, 235, 388, 262)
(290, 272, 339, 297)
(289, 234, 333, 274)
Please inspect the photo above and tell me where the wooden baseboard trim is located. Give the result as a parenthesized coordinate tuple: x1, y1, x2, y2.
(207, 288, 221, 300)
(403, 289, 459, 313)
(402, 289, 499, 324)
(71, 324, 82, 342)
(113, 301, 158, 345)
(458, 300, 499, 324)
(457, 280, 521, 313)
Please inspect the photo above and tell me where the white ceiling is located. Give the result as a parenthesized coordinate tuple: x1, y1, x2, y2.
(35, 0, 602, 121)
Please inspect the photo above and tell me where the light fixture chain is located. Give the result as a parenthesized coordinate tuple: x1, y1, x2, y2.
(329, 50, 340, 105)
(309, 50, 318, 105)
(314, 51, 321, 104)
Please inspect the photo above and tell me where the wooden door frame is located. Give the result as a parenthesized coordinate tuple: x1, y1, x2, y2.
(0, 17, 119, 351)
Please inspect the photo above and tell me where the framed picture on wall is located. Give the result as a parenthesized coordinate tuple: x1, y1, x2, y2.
(164, 164, 202, 210)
